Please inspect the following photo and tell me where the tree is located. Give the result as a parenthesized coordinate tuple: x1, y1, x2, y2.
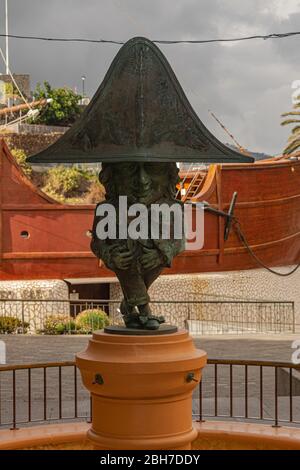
(281, 95, 300, 155)
(33, 81, 82, 126)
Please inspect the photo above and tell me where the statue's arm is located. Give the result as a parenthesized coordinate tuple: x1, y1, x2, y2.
(90, 203, 117, 270)
(153, 200, 185, 267)
(91, 238, 117, 271)
(154, 238, 185, 267)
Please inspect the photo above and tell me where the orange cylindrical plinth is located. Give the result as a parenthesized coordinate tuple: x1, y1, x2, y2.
(76, 329, 207, 450)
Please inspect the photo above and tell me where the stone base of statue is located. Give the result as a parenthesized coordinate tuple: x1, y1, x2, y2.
(76, 329, 207, 450)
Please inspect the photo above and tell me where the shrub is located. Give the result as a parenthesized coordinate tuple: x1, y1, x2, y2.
(41, 315, 77, 335)
(42, 165, 93, 200)
(39, 311, 109, 335)
(11, 148, 32, 177)
(75, 309, 109, 333)
(84, 180, 106, 204)
(62, 319, 77, 334)
(0, 316, 29, 334)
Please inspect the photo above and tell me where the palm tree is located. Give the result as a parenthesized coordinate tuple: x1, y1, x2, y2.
(281, 95, 300, 154)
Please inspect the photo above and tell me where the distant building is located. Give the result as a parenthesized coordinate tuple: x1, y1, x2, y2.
(0, 74, 31, 101)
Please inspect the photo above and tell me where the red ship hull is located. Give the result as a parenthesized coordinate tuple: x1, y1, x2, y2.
(1, 139, 299, 280)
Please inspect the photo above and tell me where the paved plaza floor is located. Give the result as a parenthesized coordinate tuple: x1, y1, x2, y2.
(0, 333, 299, 364)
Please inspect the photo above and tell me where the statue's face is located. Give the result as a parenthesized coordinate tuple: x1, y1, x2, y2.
(112, 162, 171, 205)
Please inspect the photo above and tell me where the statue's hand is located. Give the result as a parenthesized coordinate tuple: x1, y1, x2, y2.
(140, 247, 164, 270)
(112, 247, 134, 270)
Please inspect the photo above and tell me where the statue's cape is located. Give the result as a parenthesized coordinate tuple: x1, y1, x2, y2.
(28, 37, 253, 164)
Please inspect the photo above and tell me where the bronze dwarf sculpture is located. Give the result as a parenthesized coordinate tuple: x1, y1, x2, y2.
(28, 37, 252, 331)
(90, 161, 184, 330)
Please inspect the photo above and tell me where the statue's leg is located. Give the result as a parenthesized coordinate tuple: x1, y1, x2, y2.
(137, 265, 163, 316)
(137, 266, 165, 329)
(114, 266, 165, 330)
(115, 268, 149, 328)
(144, 266, 163, 289)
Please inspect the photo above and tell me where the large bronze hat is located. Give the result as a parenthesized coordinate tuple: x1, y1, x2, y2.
(28, 37, 253, 164)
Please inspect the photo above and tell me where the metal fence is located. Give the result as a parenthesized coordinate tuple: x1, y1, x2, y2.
(197, 359, 300, 427)
(0, 359, 299, 430)
(0, 362, 91, 429)
(0, 298, 296, 335)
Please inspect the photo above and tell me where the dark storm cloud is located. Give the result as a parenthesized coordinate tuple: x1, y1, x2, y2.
(1, 0, 299, 154)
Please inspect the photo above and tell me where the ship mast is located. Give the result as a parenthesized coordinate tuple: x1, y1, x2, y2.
(0, 98, 52, 116)
(5, 0, 9, 74)
(209, 109, 251, 156)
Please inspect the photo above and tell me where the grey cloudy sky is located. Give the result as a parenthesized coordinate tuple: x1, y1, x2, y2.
(1, 0, 300, 154)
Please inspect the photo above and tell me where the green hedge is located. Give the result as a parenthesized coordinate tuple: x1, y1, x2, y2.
(39, 310, 109, 335)
(75, 309, 109, 333)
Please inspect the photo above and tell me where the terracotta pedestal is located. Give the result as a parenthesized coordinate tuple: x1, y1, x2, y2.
(76, 329, 207, 450)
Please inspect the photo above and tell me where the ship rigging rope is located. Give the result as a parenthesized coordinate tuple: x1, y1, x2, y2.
(0, 46, 33, 111)
(0, 110, 37, 130)
(233, 218, 300, 277)
(0, 31, 300, 45)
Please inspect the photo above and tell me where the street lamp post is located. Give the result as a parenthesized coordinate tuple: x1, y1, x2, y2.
(81, 76, 85, 100)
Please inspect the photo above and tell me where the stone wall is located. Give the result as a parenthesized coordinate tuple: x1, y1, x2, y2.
(17, 124, 70, 135)
(0, 280, 69, 332)
(1, 267, 299, 335)
(110, 267, 300, 334)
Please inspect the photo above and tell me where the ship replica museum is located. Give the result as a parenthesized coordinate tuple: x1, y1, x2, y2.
(0, 36, 299, 334)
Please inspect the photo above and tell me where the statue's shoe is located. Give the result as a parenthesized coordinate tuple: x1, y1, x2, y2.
(144, 315, 165, 330)
(144, 318, 160, 330)
(123, 312, 166, 330)
(123, 314, 142, 329)
(124, 320, 143, 329)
